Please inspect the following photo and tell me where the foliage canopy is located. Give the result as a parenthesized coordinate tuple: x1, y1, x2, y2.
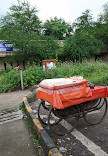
(0, 1, 59, 64)
(0, 61, 108, 93)
(62, 31, 103, 62)
(0, 1, 108, 63)
(93, 3, 108, 50)
(0, 0, 41, 35)
(72, 10, 94, 33)
(43, 17, 72, 39)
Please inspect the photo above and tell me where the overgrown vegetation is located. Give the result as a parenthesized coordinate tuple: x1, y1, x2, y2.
(0, 61, 108, 93)
(48, 62, 108, 86)
(0, 1, 108, 92)
(0, 1, 108, 63)
(62, 31, 103, 62)
(0, 1, 59, 64)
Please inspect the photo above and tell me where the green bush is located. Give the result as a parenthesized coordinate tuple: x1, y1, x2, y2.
(23, 65, 47, 87)
(0, 61, 108, 93)
(0, 70, 20, 93)
(0, 65, 47, 93)
(62, 31, 103, 62)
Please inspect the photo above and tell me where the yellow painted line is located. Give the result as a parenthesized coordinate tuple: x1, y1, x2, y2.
(48, 148, 62, 156)
(25, 105, 32, 112)
(33, 119, 44, 131)
(23, 97, 27, 101)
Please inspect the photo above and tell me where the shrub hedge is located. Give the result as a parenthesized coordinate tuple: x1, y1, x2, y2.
(0, 61, 108, 93)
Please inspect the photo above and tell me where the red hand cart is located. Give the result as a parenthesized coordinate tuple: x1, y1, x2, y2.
(37, 78, 108, 135)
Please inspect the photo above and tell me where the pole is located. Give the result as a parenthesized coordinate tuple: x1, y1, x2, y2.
(20, 70, 24, 90)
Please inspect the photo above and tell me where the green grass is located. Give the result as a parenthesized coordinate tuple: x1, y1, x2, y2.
(24, 115, 40, 148)
(19, 103, 26, 111)
(0, 61, 108, 93)
(48, 61, 108, 86)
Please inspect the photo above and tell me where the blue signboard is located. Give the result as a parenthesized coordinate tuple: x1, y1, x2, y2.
(0, 41, 13, 52)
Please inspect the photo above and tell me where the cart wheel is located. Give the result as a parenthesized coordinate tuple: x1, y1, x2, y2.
(84, 98, 107, 125)
(48, 106, 80, 136)
(38, 101, 61, 125)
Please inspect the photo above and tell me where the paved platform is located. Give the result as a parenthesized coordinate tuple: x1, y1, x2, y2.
(0, 119, 38, 156)
(0, 90, 41, 156)
(0, 90, 32, 111)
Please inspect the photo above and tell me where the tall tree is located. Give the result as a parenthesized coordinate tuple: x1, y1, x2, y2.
(43, 17, 72, 40)
(0, 0, 41, 39)
(73, 10, 94, 33)
(94, 3, 108, 50)
(99, 2, 108, 23)
(0, 1, 59, 64)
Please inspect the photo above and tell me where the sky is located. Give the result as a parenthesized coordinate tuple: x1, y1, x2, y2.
(0, 0, 108, 24)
